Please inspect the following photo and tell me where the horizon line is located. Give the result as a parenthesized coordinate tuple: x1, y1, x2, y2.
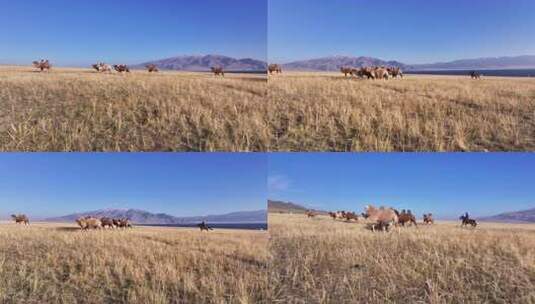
(270, 53, 535, 65)
(1, 207, 267, 221)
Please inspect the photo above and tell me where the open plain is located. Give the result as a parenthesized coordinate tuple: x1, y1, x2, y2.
(0, 66, 267, 151)
(268, 213, 535, 303)
(268, 72, 535, 151)
(0, 222, 268, 304)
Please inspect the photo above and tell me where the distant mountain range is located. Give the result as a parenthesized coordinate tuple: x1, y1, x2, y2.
(410, 55, 535, 70)
(480, 207, 535, 223)
(282, 56, 406, 71)
(268, 200, 328, 215)
(279, 55, 535, 71)
(45, 208, 267, 224)
(135, 54, 267, 71)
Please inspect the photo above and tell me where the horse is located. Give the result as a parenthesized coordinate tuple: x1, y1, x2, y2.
(459, 213, 477, 228)
(198, 221, 213, 231)
(470, 71, 481, 79)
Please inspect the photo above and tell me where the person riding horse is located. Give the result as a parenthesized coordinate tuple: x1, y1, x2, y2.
(198, 221, 213, 231)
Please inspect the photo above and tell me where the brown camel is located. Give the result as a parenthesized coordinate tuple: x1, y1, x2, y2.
(268, 64, 282, 74)
(423, 213, 434, 224)
(340, 67, 354, 77)
(146, 64, 159, 73)
(211, 67, 225, 76)
(113, 64, 130, 73)
(32, 60, 51, 72)
(11, 214, 29, 225)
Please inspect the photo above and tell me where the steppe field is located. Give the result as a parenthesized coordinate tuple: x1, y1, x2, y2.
(0, 222, 268, 304)
(269, 72, 535, 151)
(268, 213, 535, 304)
(0, 66, 267, 151)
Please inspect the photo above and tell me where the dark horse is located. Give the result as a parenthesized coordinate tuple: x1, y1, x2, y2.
(198, 221, 213, 231)
(459, 212, 477, 228)
(470, 71, 481, 79)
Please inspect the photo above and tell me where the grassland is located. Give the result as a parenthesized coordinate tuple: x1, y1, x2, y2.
(0, 222, 268, 304)
(2, 68, 534, 151)
(0, 66, 267, 151)
(268, 213, 535, 303)
(269, 72, 535, 151)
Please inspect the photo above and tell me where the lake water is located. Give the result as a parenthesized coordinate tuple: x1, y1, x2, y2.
(406, 69, 535, 77)
(139, 223, 267, 231)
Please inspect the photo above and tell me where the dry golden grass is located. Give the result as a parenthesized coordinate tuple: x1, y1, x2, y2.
(268, 213, 535, 303)
(0, 222, 268, 303)
(0, 66, 268, 151)
(268, 72, 535, 151)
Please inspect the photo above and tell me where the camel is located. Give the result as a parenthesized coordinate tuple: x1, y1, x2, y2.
(363, 205, 398, 232)
(358, 67, 376, 79)
(32, 60, 51, 72)
(100, 217, 116, 229)
(423, 213, 434, 224)
(387, 67, 403, 78)
(373, 67, 390, 80)
(268, 64, 282, 74)
(113, 64, 130, 73)
(395, 209, 418, 227)
(146, 64, 159, 73)
(343, 211, 359, 222)
(113, 218, 132, 228)
(92, 62, 113, 73)
(11, 214, 29, 225)
(75, 216, 102, 230)
(340, 67, 354, 77)
(211, 67, 225, 77)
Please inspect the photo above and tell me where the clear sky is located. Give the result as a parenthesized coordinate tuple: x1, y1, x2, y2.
(0, 153, 266, 219)
(0, 0, 267, 66)
(269, 153, 535, 219)
(269, 0, 535, 63)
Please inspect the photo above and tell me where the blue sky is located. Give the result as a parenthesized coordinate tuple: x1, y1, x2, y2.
(269, 153, 535, 219)
(0, 153, 266, 219)
(0, 0, 267, 66)
(269, 0, 535, 63)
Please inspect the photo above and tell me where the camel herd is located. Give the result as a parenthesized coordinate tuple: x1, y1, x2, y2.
(340, 66, 404, 79)
(75, 216, 132, 230)
(5, 214, 217, 232)
(308, 204, 478, 232)
(32, 59, 226, 76)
